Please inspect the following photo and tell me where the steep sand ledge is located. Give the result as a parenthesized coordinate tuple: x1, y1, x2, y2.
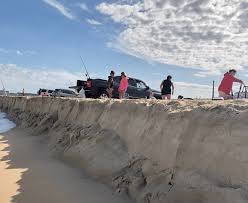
(1, 96, 248, 203)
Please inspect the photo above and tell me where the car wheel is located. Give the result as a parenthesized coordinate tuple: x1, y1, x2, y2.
(99, 91, 109, 99)
(125, 93, 130, 99)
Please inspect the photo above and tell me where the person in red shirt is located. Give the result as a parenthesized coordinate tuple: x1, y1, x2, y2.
(118, 72, 129, 99)
(218, 69, 244, 99)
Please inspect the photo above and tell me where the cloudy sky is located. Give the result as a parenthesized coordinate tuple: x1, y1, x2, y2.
(1, 0, 247, 98)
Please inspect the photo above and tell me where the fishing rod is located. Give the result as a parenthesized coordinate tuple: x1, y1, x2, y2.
(0, 78, 7, 96)
(0, 79, 5, 91)
(80, 56, 90, 79)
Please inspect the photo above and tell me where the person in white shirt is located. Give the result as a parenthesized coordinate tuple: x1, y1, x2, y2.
(78, 87, 86, 98)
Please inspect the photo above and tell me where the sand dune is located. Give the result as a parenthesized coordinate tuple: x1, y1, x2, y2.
(1, 96, 248, 203)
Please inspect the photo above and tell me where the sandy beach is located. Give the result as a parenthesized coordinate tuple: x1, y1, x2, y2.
(0, 127, 132, 203)
(1, 97, 248, 203)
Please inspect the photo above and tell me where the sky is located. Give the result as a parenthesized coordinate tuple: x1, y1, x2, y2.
(1, 0, 248, 98)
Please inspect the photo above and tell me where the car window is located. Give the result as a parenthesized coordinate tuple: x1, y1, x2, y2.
(114, 76, 121, 83)
(63, 90, 75, 94)
(136, 81, 147, 89)
(128, 79, 137, 87)
(64, 90, 70, 94)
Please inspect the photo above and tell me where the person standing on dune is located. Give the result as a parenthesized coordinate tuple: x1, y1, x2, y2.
(106, 70, 115, 98)
(160, 75, 174, 100)
(218, 69, 244, 100)
(118, 72, 128, 99)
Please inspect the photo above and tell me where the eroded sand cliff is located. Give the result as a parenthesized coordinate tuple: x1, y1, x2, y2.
(1, 96, 248, 203)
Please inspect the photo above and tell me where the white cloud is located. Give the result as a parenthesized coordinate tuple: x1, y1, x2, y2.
(86, 19, 102, 25)
(194, 69, 222, 78)
(79, 3, 89, 11)
(174, 81, 212, 98)
(97, 0, 248, 76)
(0, 48, 9, 54)
(42, 0, 75, 20)
(16, 50, 23, 56)
(149, 79, 213, 98)
(0, 64, 81, 93)
(24, 50, 38, 55)
(0, 48, 37, 56)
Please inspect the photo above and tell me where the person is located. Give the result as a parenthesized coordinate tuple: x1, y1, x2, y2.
(160, 75, 174, 100)
(178, 95, 184, 100)
(218, 69, 244, 100)
(38, 88, 41, 95)
(118, 72, 128, 99)
(78, 87, 86, 98)
(106, 70, 115, 98)
(148, 90, 156, 100)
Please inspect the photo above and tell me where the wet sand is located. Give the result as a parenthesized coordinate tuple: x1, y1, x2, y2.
(0, 128, 132, 203)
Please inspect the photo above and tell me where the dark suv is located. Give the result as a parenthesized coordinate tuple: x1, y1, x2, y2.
(69, 76, 161, 99)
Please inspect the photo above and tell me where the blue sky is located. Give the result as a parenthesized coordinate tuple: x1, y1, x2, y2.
(1, 0, 247, 98)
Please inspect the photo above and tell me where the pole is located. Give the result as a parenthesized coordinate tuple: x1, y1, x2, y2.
(237, 84, 243, 99)
(212, 80, 215, 100)
(244, 86, 247, 99)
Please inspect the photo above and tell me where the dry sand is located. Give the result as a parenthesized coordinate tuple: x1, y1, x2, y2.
(0, 128, 132, 203)
(1, 96, 248, 203)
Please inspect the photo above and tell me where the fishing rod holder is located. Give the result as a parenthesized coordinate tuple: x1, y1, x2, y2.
(237, 85, 248, 99)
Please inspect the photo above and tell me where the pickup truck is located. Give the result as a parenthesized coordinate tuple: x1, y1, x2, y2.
(69, 76, 162, 99)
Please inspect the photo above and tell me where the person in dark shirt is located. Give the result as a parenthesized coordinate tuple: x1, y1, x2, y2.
(106, 70, 115, 98)
(178, 95, 184, 100)
(160, 75, 174, 100)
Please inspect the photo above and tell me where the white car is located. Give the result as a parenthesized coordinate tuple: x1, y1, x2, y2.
(52, 89, 78, 97)
(39, 89, 53, 97)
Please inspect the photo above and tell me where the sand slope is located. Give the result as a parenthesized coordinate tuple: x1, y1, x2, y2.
(0, 128, 132, 203)
(1, 96, 248, 203)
